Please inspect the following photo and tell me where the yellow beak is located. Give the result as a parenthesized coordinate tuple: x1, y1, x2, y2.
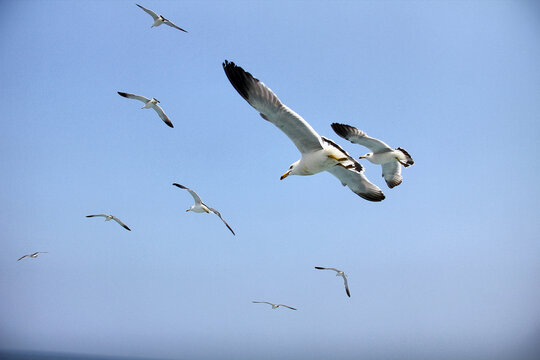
(280, 170, 291, 180)
(359, 156, 366, 159)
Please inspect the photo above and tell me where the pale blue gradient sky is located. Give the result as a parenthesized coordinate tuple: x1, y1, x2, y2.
(1, 1, 539, 359)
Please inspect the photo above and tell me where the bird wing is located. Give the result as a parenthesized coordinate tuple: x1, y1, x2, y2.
(136, 4, 159, 20)
(279, 304, 297, 310)
(111, 216, 131, 231)
(314, 266, 339, 272)
(164, 19, 188, 32)
(223, 61, 324, 154)
(326, 162, 385, 201)
(172, 183, 203, 205)
(252, 301, 274, 306)
(117, 91, 150, 104)
(150, 103, 174, 128)
(35, 252, 48, 255)
(208, 207, 235, 235)
(342, 276, 351, 297)
(381, 161, 403, 188)
(331, 123, 392, 152)
(86, 214, 108, 218)
(17, 254, 30, 261)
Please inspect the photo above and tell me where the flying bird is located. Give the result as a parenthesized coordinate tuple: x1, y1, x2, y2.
(136, 4, 188, 32)
(18, 252, 48, 261)
(172, 183, 235, 235)
(222, 61, 385, 202)
(331, 123, 414, 188)
(315, 266, 351, 297)
(117, 92, 174, 128)
(86, 214, 131, 231)
(252, 301, 297, 310)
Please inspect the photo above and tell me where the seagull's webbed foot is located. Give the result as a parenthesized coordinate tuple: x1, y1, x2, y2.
(329, 154, 348, 162)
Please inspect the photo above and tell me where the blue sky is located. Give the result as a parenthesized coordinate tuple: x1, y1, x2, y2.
(1, 0, 539, 359)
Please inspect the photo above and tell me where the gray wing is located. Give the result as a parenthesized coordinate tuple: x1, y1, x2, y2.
(164, 19, 188, 32)
(326, 164, 385, 202)
(118, 91, 150, 104)
(381, 161, 402, 188)
(150, 103, 174, 128)
(314, 267, 340, 272)
(343, 276, 351, 297)
(86, 214, 108, 218)
(331, 123, 392, 152)
(208, 207, 235, 235)
(111, 216, 131, 231)
(223, 61, 324, 154)
(278, 304, 297, 310)
(252, 301, 274, 306)
(136, 4, 159, 20)
(17, 254, 30, 261)
(34, 252, 48, 255)
(172, 183, 203, 205)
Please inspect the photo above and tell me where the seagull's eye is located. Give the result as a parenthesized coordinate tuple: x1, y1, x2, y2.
(289, 165, 293, 169)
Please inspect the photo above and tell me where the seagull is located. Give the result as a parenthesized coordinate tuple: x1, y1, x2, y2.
(314, 266, 351, 297)
(136, 4, 188, 32)
(252, 301, 297, 310)
(86, 214, 131, 231)
(18, 252, 48, 261)
(117, 92, 174, 128)
(172, 183, 235, 235)
(222, 61, 385, 202)
(331, 123, 414, 188)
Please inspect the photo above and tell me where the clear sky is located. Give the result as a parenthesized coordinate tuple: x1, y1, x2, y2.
(1, 1, 539, 359)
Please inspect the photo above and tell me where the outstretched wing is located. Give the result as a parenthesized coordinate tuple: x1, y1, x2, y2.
(208, 207, 235, 235)
(314, 266, 339, 272)
(326, 164, 385, 202)
(172, 183, 203, 205)
(278, 304, 297, 310)
(331, 123, 392, 152)
(111, 216, 131, 231)
(86, 214, 108, 218)
(136, 4, 159, 20)
(381, 161, 402, 188)
(151, 103, 174, 128)
(17, 254, 30, 261)
(342, 276, 351, 297)
(164, 19, 188, 32)
(223, 60, 323, 154)
(118, 91, 150, 104)
(252, 301, 274, 306)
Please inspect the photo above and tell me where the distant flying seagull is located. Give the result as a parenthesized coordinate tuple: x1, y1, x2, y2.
(315, 266, 351, 297)
(86, 214, 131, 231)
(18, 252, 48, 261)
(117, 92, 174, 128)
(331, 123, 414, 188)
(136, 4, 188, 32)
(252, 301, 297, 310)
(172, 183, 235, 235)
(222, 61, 385, 202)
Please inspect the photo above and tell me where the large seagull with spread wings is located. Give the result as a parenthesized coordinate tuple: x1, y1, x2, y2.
(222, 61, 385, 202)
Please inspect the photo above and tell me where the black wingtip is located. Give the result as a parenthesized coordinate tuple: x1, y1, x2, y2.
(172, 183, 187, 189)
(117, 91, 128, 98)
(222, 60, 257, 102)
(331, 123, 355, 140)
(314, 267, 325, 269)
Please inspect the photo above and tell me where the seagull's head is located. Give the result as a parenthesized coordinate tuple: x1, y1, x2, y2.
(280, 161, 300, 180)
(186, 205, 194, 212)
(359, 153, 373, 160)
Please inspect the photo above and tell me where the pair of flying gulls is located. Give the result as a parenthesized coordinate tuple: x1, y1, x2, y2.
(85, 186, 235, 235)
(252, 267, 350, 311)
(116, 4, 189, 128)
(222, 61, 413, 201)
